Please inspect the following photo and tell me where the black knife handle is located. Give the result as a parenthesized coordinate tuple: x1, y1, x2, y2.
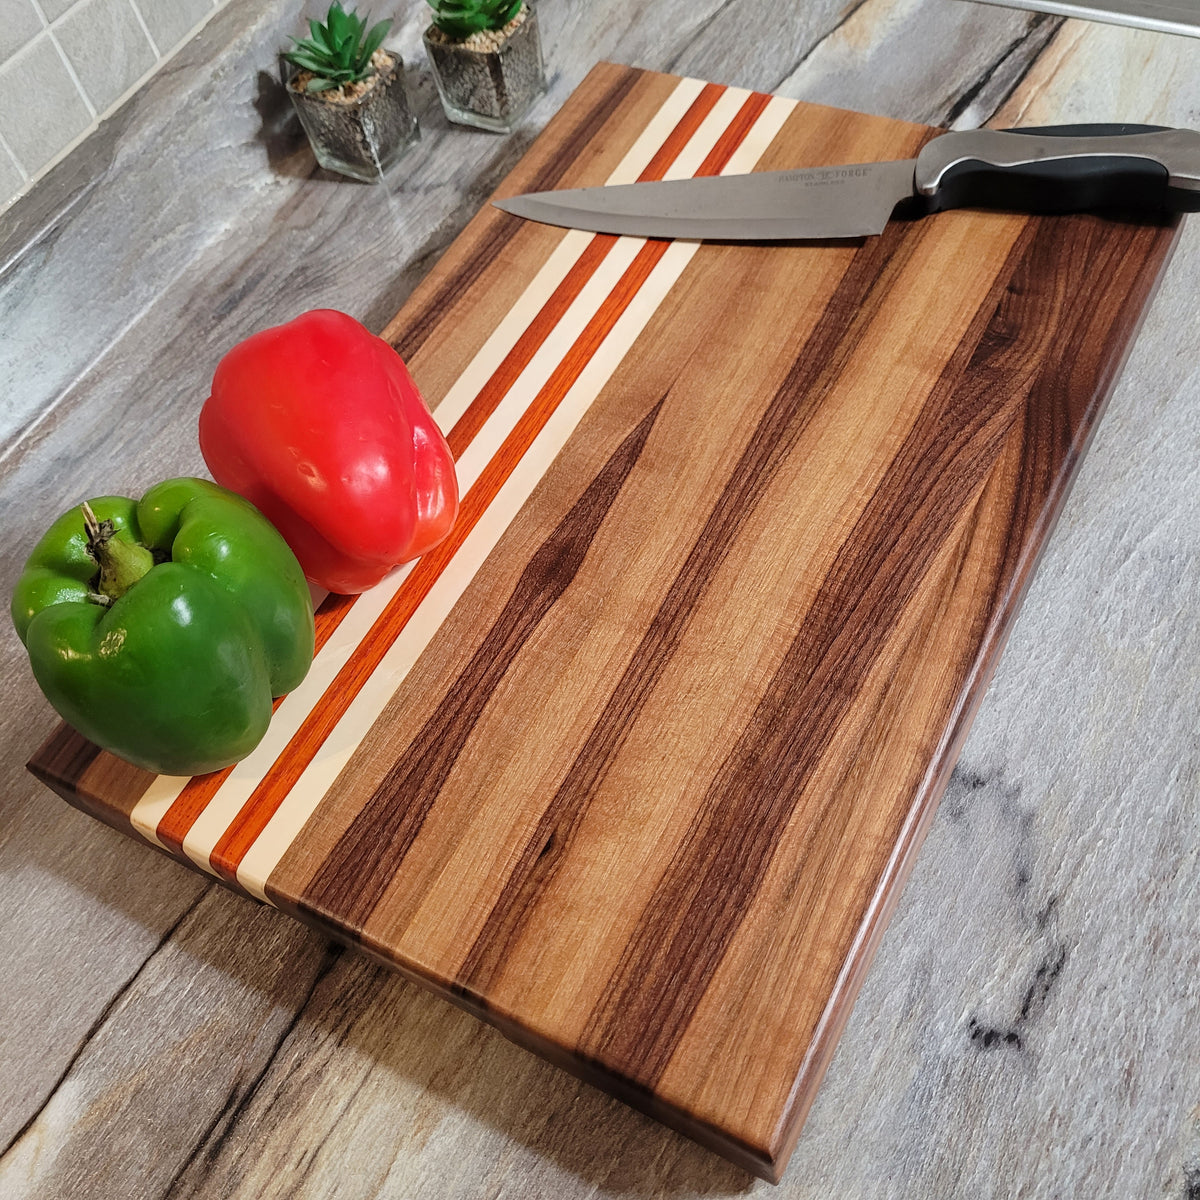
(914, 125, 1200, 215)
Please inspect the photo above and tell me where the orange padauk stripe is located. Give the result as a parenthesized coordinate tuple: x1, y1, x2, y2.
(445, 81, 726, 459)
(206, 89, 775, 885)
(210, 243, 672, 880)
(154, 85, 728, 858)
(155, 590, 357, 852)
(180, 85, 775, 879)
(699, 89, 771, 173)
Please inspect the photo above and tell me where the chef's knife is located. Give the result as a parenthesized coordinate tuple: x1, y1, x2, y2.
(494, 125, 1200, 240)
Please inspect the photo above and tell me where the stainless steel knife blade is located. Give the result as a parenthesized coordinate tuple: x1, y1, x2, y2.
(494, 126, 1200, 241)
(496, 160, 916, 241)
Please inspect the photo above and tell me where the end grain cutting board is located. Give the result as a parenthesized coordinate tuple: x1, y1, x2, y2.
(29, 63, 1180, 1182)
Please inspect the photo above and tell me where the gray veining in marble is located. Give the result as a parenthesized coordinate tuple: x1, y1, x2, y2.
(0, 0, 231, 213)
(0, 1, 1197, 1197)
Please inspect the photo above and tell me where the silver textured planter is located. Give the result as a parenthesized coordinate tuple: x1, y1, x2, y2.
(287, 50, 418, 182)
(423, 4, 546, 134)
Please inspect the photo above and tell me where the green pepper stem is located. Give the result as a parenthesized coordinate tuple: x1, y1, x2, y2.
(82, 500, 154, 602)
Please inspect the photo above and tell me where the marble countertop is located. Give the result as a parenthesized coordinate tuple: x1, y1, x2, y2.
(1, 2, 1197, 1197)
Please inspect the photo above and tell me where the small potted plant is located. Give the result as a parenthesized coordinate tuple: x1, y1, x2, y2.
(284, 3, 418, 182)
(423, 0, 546, 133)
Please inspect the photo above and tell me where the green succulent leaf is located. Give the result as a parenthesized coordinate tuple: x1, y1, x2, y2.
(287, 50, 330, 73)
(284, 2, 393, 86)
(360, 19, 391, 64)
(427, 0, 524, 40)
(326, 3, 349, 43)
(307, 19, 331, 51)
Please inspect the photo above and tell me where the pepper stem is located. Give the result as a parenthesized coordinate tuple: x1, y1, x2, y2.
(82, 500, 154, 602)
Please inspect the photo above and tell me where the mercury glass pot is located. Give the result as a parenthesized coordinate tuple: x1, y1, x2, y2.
(286, 50, 419, 182)
(423, 3, 546, 134)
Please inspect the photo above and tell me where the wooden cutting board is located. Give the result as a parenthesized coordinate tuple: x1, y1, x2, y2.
(28, 63, 1181, 1182)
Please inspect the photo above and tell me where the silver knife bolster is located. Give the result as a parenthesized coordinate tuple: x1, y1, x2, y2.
(913, 127, 1200, 196)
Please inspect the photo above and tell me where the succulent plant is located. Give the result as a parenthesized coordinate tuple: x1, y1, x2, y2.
(285, 3, 393, 93)
(426, 0, 524, 41)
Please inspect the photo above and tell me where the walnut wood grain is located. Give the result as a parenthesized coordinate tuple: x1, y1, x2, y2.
(25, 61, 1181, 1184)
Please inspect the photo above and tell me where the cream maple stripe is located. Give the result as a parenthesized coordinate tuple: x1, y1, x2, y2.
(128, 77, 798, 903)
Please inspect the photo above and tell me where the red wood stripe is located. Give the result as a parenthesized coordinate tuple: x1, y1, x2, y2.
(698, 89, 771, 171)
(637, 82, 725, 181)
(283, 93, 778, 898)
(214, 90, 774, 885)
(153, 85, 728, 858)
(156, 590, 356, 852)
(248, 98, 778, 888)
(168, 87, 776, 880)
(391, 65, 642, 364)
(444, 82, 725, 459)
(446, 234, 617, 459)
(215, 239, 674, 884)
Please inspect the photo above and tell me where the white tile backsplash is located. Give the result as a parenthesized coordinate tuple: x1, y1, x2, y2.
(0, 0, 225, 210)
(56, 0, 157, 111)
(0, 139, 25, 200)
(39, 0, 84, 22)
(134, 0, 213, 54)
(0, 1, 44, 64)
(0, 36, 93, 175)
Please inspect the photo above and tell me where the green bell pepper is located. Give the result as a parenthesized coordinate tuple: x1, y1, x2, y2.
(12, 477, 316, 776)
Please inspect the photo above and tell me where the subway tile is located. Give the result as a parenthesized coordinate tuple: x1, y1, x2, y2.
(0, 1, 44, 66)
(0, 141, 26, 208)
(132, 0, 212, 54)
(55, 0, 156, 113)
(0, 36, 91, 175)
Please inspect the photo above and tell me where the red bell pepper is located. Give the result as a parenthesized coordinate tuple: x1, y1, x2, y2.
(199, 309, 458, 594)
